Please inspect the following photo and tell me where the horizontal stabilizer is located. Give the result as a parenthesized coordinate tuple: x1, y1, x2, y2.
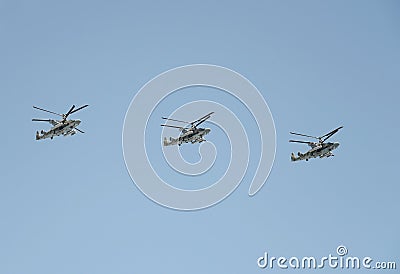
(163, 137, 178, 146)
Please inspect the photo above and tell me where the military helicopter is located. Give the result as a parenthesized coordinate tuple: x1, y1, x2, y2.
(32, 104, 89, 140)
(289, 126, 343, 161)
(161, 112, 214, 146)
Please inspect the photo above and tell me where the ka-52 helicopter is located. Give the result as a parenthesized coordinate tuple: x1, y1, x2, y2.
(289, 126, 343, 162)
(161, 112, 214, 146)
(32, 104, 89, 140)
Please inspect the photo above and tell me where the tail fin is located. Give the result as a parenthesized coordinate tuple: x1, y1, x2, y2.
(36, 131, 40, 140)
(164, 137, 178, 146)
(291, 152, 297, 161)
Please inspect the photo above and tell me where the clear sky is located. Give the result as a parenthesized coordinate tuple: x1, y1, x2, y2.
(1, 1, 399, 273)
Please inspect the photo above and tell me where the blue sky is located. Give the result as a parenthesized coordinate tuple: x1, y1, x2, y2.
(1, 1, 399, 273)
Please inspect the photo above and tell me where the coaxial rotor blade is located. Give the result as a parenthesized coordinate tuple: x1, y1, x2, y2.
(289, 131, 319, 140)
(289, 140, 314, 145)
(64, 105, 76, 119)
(32, 119, 52, 122)
(320, 126, 343, 138)
(33, 106, 63, 117)
(193, 112, 214, 128)
(161, 117, 190, 124)
(193, 112, 214, 124)
(320, 126, 343, 142)
(160, 124, 184, 130)
(75, 127, 85, 133)
(70, 104, 89, 115)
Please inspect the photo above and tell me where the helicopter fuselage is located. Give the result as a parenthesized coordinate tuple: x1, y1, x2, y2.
(291, 142, 340, 161)
(36, 119, 81, 140)
(164, 128, 211, 146)
(180, 128, 211, 144)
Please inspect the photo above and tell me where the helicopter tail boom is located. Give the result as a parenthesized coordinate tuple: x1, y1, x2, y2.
(163, 137, 179, 146)
(291, 153, 299, 162)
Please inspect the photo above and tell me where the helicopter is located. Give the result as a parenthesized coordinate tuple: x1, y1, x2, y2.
(289, 126, 343, 162)
(161, 112, 214, 146)
(32, 104, 89, 140)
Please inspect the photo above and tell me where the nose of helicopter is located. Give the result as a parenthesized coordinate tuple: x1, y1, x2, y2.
(334, 143, 339, 149)
(205, 128, 211, 134)
(75, 120, 81, 126)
